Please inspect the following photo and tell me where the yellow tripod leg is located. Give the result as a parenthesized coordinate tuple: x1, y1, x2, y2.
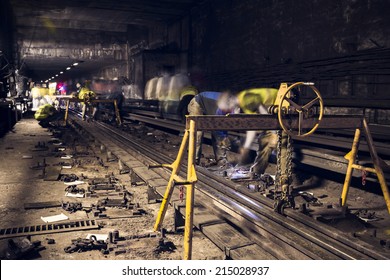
(342, 119, 390, 213)
(153, 129, 189, 231)
(113, 100, 122, 125)
(183, 119, 197, 260)
(363, 119, 390, 213)
(341, 127, 361, 206)
(64, 99, 70, 125)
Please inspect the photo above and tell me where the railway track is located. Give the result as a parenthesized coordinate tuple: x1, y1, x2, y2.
(68, 113, 390, 260)
(121, 112, 390, 185)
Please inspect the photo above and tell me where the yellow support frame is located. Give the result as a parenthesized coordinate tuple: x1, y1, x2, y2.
(153, 120, 198, 260)
(341, 118, 390, 213)
(153, 111, 389, 259)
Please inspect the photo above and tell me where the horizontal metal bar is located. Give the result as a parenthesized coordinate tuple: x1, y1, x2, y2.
(186, 115, 363, 131)
(318, 115, 363, 129)
(351, 164, 377, 173)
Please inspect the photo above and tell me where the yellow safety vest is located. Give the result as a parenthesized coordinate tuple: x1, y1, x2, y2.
(34, 104, 55, 120)
(237, 88, 278, 114)
(78, 87, 95, 101)
(179, 86, 198, 100)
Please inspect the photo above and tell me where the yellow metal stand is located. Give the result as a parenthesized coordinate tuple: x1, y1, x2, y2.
(341, 118, 390, 213)
(153, 120, 198, 260)
(64, 99, 71, 125)
(151, 110, 389, 259)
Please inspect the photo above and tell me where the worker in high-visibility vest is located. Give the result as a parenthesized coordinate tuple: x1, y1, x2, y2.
(188, 91, 239, 166)
(177, 85, 198, 122)
(34, 103, 60, 127)
(234, 88, 287, 179)
(76, 82, 97, 120)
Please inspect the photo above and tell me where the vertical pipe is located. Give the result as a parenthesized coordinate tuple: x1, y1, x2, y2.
(184, 119, 196, 260)
(341, 127, 361, 206)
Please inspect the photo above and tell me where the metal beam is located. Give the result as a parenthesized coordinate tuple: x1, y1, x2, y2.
(186, 115, 363, 131)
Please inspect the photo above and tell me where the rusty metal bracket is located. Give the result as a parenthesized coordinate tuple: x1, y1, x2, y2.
(185, 114, 363, 131)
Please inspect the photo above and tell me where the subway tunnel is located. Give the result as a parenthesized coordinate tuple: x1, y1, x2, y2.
(1, 0, 390, 275)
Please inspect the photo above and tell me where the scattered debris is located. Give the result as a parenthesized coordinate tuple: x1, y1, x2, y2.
(65, 185, 85, 197)
(2, 237, 45, 260)
(51, 140, 63, 146)
(54, 161, 73, 168)
(153, 238, 176, 254)
(230, 169, 252, 180)
(353, 229, 377, 238)
(354, 209, 381, 222)
(61, 201, 83, 213)
(86, 233, 109, 242)
(60, 155, 73, 159)
(64, 236, 108, 254)
(64, 180, 85, 186)
(122, 232, 158, 240)
(41, 213, 69, 223)
(118, 160, 130, 174)
(202, 158, 217, 168)
(97, 194, 132, 209)
(298, 191, 323, 206)
(59, 173, 80, 183)
(46, 238, 55, 244)
(379, 239, 390, 249)
(106, 151, 117, 162)
(22, 155, 33, 159)
(246, 173, 275, 193)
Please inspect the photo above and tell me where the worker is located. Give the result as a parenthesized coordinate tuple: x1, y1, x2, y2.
(76, 82, 97, 120)
(234, 88, 288, 179)
(34, 103, 60, 128)
(187, 91, 238, 166)
(177, 85, 198, 122)
(106, 91, 125, 122)
(31, 83, 42, 110)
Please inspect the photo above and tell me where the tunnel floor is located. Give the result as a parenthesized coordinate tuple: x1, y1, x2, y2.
(1, 114, 390, 259)
(0, 115, 225, 260)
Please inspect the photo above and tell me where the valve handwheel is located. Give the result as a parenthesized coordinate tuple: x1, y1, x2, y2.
(278, 82, 324, 137)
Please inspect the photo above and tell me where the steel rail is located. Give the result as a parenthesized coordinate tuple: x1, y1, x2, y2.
(123, 112, 390, 185)
(124, 113, 390, 156)
(81, 120, 325, 259)
(82, 117, 390, 259)
(69, 114, 390, 259)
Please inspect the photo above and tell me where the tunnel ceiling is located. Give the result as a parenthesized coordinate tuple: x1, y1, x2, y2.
(9, 0, 199, 81)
